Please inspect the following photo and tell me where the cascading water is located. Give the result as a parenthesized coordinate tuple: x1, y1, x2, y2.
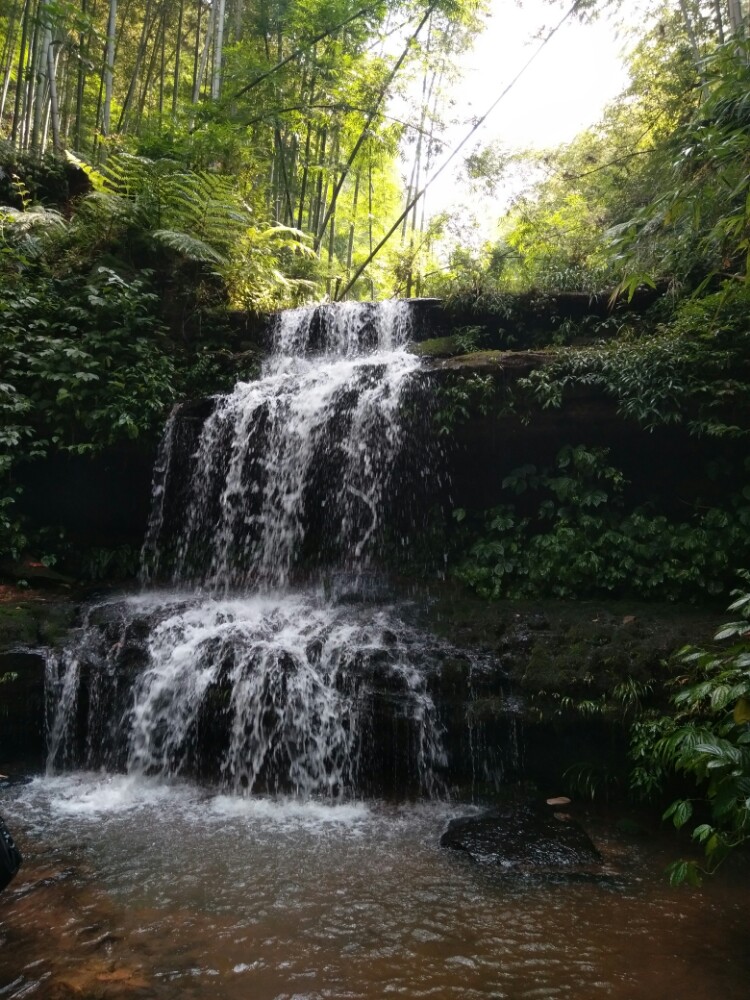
(142, 300, 427, 590)
(45, 301, 519, 799)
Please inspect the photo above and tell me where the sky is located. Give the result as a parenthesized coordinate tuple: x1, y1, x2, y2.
(421, 0, 655, 228)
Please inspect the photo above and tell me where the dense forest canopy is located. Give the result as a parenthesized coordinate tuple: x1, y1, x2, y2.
(0, 0, 485, 300)
(437, 0, 750, 300)
(1, 0, 748, 300)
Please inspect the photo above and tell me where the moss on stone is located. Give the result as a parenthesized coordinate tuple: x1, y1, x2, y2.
(0, 595, 78, 651)
(417, 585, 724, 705)
(409, 335, 466, 358)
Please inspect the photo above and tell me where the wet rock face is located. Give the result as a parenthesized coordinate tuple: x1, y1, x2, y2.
(440, 804, 601, 875)
(0, 650, 48, 765)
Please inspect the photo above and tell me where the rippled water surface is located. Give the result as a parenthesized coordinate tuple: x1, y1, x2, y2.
(1, 774, 749, 998)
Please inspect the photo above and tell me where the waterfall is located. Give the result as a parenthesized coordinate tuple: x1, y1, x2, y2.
(44, 592, 463, 798)
(142, 300, 427, 590)
(45, 301, 519, 800)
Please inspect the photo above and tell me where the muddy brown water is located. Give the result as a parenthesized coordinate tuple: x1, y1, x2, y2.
(1, 774, 749, 999)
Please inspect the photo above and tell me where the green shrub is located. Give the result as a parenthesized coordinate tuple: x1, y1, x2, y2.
(629, 575, 750, 884)
(453, 446, 750, 602)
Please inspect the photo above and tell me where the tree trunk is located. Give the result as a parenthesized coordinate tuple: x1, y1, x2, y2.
(102, 0, 118, 136)
(73, 0, 88, 148)
(47, 39, 62, 151)
(296, 119, 313, 230)
(314, 4, 435, 251)
(712, 0, 726, 42)
(678, 0, 703, 67)
(30, 19, 51, 154)
(193, 0, 216, 102)
(172, 0, 185, 115)
(0, 1, 21, 127)
(726, 0, 744, 36)
(232, 0, 244, 41)
(211, 0, 226, 99)
(117, 0, 154, 130)
(275, 128, 294, 223)
(10, 0, 33, 145)
(192, 0, 202, 99)
(21, 2, 42, 149)
(311, 125, 327, 234)
(134, 11, 163, 131)
(346, 167, 361, 280)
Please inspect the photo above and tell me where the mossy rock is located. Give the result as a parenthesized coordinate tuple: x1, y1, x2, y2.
(410, 335, 466, 358)
(0, 596, 78, 651)
(417, 586, 725, 706)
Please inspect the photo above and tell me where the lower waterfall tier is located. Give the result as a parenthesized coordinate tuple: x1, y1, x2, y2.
(45, 588, 521, 800)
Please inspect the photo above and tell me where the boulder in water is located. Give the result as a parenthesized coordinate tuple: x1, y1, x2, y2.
(440, 803, 601, 876)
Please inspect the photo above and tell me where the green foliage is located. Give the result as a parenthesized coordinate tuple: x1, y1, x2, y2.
(0, 147, 298, 568)
(0, 142, 78, 208)
(66, 152, 318, 309)
(499, 188, 618, 294)
(434, 373, 495, 435)
(519, 289, 750, 436)
(443, 13, 749, 303)
(612, 39, 750, 297)
(629, 575, 750, 884)
(1, 266, 175, 450)
(1, 0, 484, 298)
(564, 760, 620, 803)
(453, 446, 750, 602)
(0, 264, 177, 559)
(77, 544, 142, 582)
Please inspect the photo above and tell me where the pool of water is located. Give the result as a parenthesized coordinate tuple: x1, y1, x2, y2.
(1, 774, 749, 998)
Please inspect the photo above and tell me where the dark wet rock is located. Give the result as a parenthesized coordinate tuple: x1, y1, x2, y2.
(0, 776, 33, 789)
(0, 649, 49, 763)
(0, 596, 78, 649)
(440, 803, 601, 874)
(435, 656, 472, 697)
(419, 592, 725, 702)
(0, 559, 74, 588)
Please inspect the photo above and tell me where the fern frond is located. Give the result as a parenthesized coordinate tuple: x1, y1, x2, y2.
(0, 204, 68, 233)
(152, 229, 227, 264)
(66, 151, 108, 192)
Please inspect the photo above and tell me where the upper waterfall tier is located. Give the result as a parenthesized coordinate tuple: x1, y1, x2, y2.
(271, 300, 414, 358)
(142, 301, 437, 591)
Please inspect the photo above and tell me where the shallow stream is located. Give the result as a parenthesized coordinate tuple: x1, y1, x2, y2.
(1, 774, 749, 999)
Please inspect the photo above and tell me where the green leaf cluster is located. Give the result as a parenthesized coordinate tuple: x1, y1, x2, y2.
(0, 265, 177, 558)
(516, 287, 750, 436)
(453, 445, 750, 602)
(629, 574, 750, 885)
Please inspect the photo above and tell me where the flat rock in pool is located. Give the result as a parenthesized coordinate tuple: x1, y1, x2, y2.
(440, 805, 602, 877)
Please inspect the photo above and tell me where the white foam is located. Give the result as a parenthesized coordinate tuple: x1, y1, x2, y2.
(207, 794, 371, 826)
(17, 773, 372, 832)
(46, 590, 449, 800)
(36, 773, 192, 818)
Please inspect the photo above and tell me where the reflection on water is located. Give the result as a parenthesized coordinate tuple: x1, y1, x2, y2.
(2, 775, 749, 999)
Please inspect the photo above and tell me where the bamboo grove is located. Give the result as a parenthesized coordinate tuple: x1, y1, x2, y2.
(0, 0, 483, 298)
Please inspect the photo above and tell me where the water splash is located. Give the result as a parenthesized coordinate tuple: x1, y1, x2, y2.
(45, 592, 453, 799)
